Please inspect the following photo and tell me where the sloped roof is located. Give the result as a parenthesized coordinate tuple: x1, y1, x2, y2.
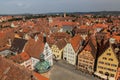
(10, 38, 28, 53)
(34, 72, 49, 80)
(97, 40, 110, 57)
(70, 34, 82, 53)
(50, 32, 70, 40)
(55, 39, 67, 50)
(0, 56, 37, 80)
(79, 38, 97, 58)
(24, 38, 44, 59)
(9, 52, 30, 63)
(88, 39, 97, 58)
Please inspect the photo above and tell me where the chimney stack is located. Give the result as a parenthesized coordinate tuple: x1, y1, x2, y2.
(34, 35, 38, 42)
(43, 33, 46, 43)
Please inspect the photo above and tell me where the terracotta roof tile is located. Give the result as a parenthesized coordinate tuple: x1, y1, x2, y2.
(9, 52, 30, 63)
(0, 56, 37, 80)
(55, 39, 67, 50)
(112, 35, 120, 43)
(24, 37, 44, 59)
(20, 52, 30, 61)
(34, 72, 49, 80)
(70, 34, 82, 52)
(50, 32, 70, 40)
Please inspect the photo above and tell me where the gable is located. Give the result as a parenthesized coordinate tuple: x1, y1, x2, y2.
(64, 43, 75, 53)
(43, 43, 52, 55)
(99, 46, 119, 64)
(51, 45, 59, 51)
(79, 50, 94, 59)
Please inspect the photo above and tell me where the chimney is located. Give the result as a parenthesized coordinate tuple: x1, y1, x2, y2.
(34, 35, 38, 42)
(43, 33, 46, 43)
(8, 39, 12, 46)
(64, 13, 66, 17)
(109, 38, 115, 44)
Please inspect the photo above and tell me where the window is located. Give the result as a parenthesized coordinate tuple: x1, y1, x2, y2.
(104, 67, 107, 70)
(99, 61, 104, 64)
(45, 47, 48, 49)
(109, 58, 113, 61)
(89, 62, 93, 64)
(111, 74, 114, 77)
(111, 64, 117, 67)
(107, 53, 111, 56)
(98, 66, 103, 69)
(103, 57, 107, 60)
(99, 71, 103, 74)
(57, 55, 59, 57)
(105, 62, 110, 66)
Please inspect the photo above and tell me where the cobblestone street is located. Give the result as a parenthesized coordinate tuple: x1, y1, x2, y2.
(50, 60, 101, 80)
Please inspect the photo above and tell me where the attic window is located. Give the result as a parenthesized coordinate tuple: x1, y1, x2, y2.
(109, 49, 111, 51)
(45, 47, 48, 49)
(107, 53, 111, 56)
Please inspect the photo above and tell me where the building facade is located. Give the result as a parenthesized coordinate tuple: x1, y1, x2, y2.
(21, 57, 39, 70)
(77, 40, 96, 73)
(51, 39, 67, 60)
(51, 44, 63, 60)
(43, 43, 53, 66)
(95, 43, 119, 80)
(63, 43, 78, 65)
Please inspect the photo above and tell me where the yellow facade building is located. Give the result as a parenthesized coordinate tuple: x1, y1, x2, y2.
(95, 42, 120, 80)
(51, 39, 67, 60)
(77, 39, 97, 73)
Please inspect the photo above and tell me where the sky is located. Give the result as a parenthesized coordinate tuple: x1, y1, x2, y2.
(0, 0, 120, 14)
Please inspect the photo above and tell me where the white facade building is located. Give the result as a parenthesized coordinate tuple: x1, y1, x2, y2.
(21, 57, 39, 70)
(63, 43, 77, 65)
(43, 43, 53, 66)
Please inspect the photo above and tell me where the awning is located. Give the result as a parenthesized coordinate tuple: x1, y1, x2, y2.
(94, 72, 107, 79)
(94, 72, 115, 80)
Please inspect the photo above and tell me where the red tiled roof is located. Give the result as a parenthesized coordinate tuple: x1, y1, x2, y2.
(55, 39, 67, 50)
(24, 37, 44, 59)
(0, 56, 37, 80)
(9, 52, 30, 63)
(112, 35, 120, 43)
(93, 24, 108, 28)
(20, 52, 30, 61)
(50, 32, 70, 40)
(84, 43, 91, 51)
(34, 72, 49, 80)
(70, 34, 82, 52)
(49, 21, 78, 27)
(80, 25, 88, 29)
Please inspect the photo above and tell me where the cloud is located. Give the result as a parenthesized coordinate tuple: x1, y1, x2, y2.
(17, 3, 24, 7)
(0, 0, 120, 14)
